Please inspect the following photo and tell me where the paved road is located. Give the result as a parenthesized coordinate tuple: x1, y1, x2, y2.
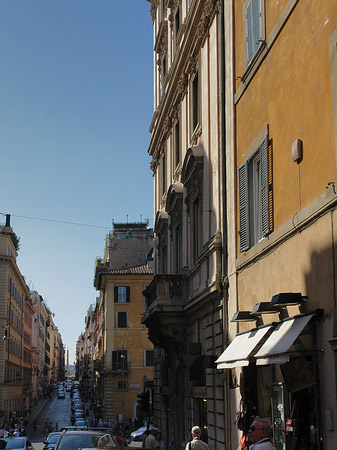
(28, 391, 73, 444)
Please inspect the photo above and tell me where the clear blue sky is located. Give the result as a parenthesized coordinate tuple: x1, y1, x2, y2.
(0, 1, 154, 364)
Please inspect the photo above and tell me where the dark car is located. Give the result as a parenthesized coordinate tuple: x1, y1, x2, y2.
(0, 437, 34, 450)
(54, 429, 117, 450)
(43, 433, 61, 450)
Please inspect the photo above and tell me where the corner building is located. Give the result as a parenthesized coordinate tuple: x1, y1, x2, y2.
(143, 1, 226, 449)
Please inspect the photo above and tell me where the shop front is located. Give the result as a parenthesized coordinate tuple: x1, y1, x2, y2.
(216, 311, 323, 450)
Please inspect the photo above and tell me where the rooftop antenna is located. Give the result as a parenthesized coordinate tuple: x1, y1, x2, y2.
(141, 214, 143, 223)
(126, 214, 128, 224)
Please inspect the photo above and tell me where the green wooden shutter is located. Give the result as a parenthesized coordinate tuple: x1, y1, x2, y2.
(239, 161, 250, 252)
(126, 286, 130, 302)
(114, 286, 118, 303)
(259, 136, 269, 236)
(246, 0, 261, 65)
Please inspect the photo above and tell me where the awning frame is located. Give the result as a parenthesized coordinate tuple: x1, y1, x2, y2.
(216, 310, 322, 370)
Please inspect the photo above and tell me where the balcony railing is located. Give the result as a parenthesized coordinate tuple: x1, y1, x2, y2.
(111, 361, 131, 374)
(143, 274, 186, 317)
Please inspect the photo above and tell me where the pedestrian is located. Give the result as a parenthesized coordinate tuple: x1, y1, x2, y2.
(116, 431, 127, 446)
(185, 426, 210, 450)
(245, 418, 276, 449)
(155, 431, 163, 449)
(33, 421, 38, 435)
(55, 423, 59, 432)
(144, 425, 159, 449)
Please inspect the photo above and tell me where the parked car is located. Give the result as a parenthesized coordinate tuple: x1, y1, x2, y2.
(54, 429, 115, 450)
(43, 432, 61, 450)
(130, 426, 148, 442)
(74, 420, 87, 428)
(58, 390, 65, 399)
(0, 437, 34, 450)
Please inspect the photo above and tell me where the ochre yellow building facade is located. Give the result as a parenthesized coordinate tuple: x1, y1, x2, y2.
(221, 1, 337, 449)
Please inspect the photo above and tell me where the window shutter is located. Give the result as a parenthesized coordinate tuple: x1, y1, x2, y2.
(239, 161, 250, 252)
(259, 136, 270, 236)
(246, 0, 261, 65)
(114, 286, 118, 303)
(126, 286, 130, 303)
(118, 312, 127, 328)
(112, 350, 117, 370)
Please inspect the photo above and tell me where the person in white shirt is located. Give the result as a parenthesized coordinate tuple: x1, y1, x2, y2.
(144, 425, 159, 449)
(246, 418, 276, 450)
(185, 426, 210, 450)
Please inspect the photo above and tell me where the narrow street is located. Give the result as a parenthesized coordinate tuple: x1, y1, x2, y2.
(28, 390, 73, 448)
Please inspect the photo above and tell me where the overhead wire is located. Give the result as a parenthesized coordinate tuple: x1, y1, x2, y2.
(0, 212, 112, 230)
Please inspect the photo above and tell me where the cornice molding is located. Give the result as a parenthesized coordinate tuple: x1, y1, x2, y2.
(149, 0, 158, 22)
(148, 0, 218, 171)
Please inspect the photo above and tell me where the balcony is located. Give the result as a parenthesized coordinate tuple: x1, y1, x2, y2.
(94, 358, 130, 375)
(111, 361, 131, 374)
(142, 274, 187, 348)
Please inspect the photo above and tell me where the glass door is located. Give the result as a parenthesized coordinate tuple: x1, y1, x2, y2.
(271, 383, 286, 450)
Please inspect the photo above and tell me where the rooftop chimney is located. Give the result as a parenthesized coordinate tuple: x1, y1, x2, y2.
(1, 214, 14, 235)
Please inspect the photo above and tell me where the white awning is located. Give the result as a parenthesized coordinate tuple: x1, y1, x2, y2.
(216, 325, 273, 369)
(255, 314, 314, 365)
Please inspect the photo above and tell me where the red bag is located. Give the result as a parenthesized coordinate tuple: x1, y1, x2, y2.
(285, 401, 296, 435)
(239, 434, 248, 448)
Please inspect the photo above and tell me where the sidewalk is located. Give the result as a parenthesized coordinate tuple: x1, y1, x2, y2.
(26, 397, 50, 432)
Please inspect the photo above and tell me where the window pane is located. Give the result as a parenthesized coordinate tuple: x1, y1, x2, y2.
(118, 287, 127, 302)
(145, 350, 154, 367)
(117, 312, 127, 328)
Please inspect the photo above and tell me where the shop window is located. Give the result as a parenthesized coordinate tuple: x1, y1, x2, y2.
(238, 135, 273, 252)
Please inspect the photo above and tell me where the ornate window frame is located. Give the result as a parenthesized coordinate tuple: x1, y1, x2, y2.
(154, 209, 169, 274)
(181, 146, 204, 265)
(166, 183, 184, 274)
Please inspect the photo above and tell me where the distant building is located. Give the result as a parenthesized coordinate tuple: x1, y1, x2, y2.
(22, 297, 34, 409)
(87, 223, 155, 422)
(0, 215, 29, 424)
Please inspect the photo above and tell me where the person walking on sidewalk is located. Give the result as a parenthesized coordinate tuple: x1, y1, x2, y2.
(245, 418, 276, 450)
(144, 426, 159, 449)
(185, 426, 210, 450)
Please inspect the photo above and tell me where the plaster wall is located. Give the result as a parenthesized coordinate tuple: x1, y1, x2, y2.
(236, 211, 335, 319)
(235, 0, 337, 232)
